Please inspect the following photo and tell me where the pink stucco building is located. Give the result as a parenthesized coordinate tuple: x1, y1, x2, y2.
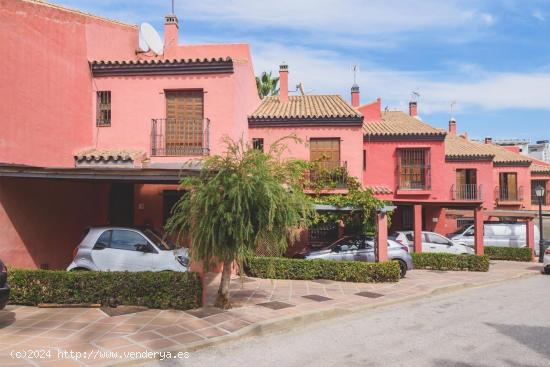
(0, 0, 258, 269)
(0, 0, 546, 269)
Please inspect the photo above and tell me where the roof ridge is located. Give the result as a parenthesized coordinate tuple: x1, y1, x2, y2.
(23, 0, 136, 28)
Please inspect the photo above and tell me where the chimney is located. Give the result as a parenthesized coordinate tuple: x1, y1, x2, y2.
(485, 137, 492, 144)
(448, 118, 457, 135)
(164, 14, 179, 56)
(409, 101, 417, 117)
(279, 63, 289, 102)
(351, 84, 360, 107)
(460, 132, 469, 140)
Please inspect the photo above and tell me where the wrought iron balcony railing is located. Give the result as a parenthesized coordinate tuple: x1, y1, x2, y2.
(151, 118, 210, 156)
(451, 184, 483, 201)
(495, 185, 523, 202)
(305, 161, 349, 189)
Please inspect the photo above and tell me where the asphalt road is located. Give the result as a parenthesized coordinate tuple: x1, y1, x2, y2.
(145, 275, 550, 367)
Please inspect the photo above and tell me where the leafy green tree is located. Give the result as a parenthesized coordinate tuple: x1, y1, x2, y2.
(256, 71, 280, 99)
(166, 138, 313, 309)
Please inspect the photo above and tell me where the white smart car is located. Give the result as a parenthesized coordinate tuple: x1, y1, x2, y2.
(67, 227, 189, 272)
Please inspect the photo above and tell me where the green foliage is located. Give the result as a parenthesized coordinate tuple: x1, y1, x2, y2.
(8, 269, 202, 310)
(166, 137, 314, 270)
(246, 257, 400, 282)
(256, 71, 280, 99)
(484, 246, 533, 262)
(309, 175, 388, 234)
(412, 253, 490, 272)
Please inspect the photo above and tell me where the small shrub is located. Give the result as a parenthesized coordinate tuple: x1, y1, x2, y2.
(484, 247, 533, 262)
(8, 269, 202, 310)
(245, 257, 400, 282)
(412, 253, 489, 272)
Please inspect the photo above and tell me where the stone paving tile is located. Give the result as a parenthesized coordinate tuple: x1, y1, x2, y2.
(0, 261, 539, 366)
(169, 332, 204, 344)
(155, 325, 189, 337)
(195, 327, 228, 339)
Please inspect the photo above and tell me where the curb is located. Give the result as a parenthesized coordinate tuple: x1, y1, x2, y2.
(111, 270, 540, 367)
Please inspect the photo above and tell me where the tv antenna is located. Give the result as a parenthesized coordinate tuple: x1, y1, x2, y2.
(351, 64, 359, 84)
(450, 101, 457, 116)
(171, 0, 175, 14)
(411, 90, 420, 102)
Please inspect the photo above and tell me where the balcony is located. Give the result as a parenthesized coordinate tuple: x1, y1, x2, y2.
(151, 118, 210, 157)
(305, 161, 348, 189)
(495, 186, 523, 203)
(451, 184, 483, 201)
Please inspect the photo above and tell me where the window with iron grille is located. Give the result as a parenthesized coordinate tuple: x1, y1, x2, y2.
(397, 148, 430, 190)
(252, 138, 264, 152)
(531, 179, 547, 205)
(96, 91, 111, 126)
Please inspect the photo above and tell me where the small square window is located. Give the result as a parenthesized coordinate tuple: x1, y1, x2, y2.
(96, 91, 111, 126)
(252, 138, 264, 152)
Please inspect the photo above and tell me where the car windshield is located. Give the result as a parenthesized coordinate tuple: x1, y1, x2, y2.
(142, 229, 176, 251)
(449, 225, 472, 236)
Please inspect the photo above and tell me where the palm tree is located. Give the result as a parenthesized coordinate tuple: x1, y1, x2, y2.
(166, 138, 312, 309)
(256, 71, 280, 99)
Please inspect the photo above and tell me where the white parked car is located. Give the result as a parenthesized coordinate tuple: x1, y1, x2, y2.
(67, 227, 190, 272)
(448, 222, 541, 256)
(390, 231, 474, 255)
(543, 247, 550, 275)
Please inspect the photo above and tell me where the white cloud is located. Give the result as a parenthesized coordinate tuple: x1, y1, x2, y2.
(533, 10, 546, 21)
(178, 0, 495, 35)
(251, 42, 550, 114)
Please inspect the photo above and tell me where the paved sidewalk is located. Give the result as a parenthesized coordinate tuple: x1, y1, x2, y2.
(0, 261, 543, 367)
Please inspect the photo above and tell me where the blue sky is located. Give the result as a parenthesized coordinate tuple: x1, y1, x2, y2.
(57, 0, 550, 140)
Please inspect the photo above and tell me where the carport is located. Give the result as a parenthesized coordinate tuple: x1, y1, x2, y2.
(0, 163, 200, 269)
(387, 200, 485, 255)
(447, 209, 537, 257)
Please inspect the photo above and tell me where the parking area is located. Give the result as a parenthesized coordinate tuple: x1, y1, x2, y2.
(0, 261, 542, 367)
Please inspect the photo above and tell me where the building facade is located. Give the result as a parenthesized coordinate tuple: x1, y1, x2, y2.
(1, 0, 547, 269)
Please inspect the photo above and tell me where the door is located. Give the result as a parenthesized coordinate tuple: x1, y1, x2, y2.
(165, 90, 204, 155)
(425, 233, 456, 253)
(90, 230, 116, 270)
(310, 138, 340, 170)
(500, 172, 518, 200)
(108, 229, 155, 271)
(108, 184, 134, 226)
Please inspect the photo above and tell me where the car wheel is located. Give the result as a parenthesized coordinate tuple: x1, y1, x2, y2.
(393, 259, 407, 278)
(544, 266, 550, 275)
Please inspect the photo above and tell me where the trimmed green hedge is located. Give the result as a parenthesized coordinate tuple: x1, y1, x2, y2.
(245, 257, 400, 282)
(484, 246, 533, 262)
(412, 253, 489, 272)
(8, 269, 202, 310)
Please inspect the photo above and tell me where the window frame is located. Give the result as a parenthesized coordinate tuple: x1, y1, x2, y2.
(96, 91, 112, 127)
(252, 138, 264, 152)
(396, 148, 431, 190)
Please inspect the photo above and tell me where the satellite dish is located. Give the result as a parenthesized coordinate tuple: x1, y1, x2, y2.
(139, 23, 164, 55)
(138, 32, 150, 52)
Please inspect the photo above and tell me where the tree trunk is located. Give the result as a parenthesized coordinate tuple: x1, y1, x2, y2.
(214, 258, 233, 309)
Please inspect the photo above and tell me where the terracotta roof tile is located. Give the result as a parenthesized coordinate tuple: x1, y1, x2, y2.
(445, 134, 494, 160)
(248, 95, 362, 124)
(90, 57, 232, 65)
(366, 185, 393, 194)
(532, 163, 550, 174)
(74, 149, 146, 163)
(363, 111, 446, 138)
(473, 142, 533, 165)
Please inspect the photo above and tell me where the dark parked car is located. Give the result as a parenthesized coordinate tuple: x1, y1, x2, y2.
(0, 259, 9, 309)
(296, 235, 413, 278)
